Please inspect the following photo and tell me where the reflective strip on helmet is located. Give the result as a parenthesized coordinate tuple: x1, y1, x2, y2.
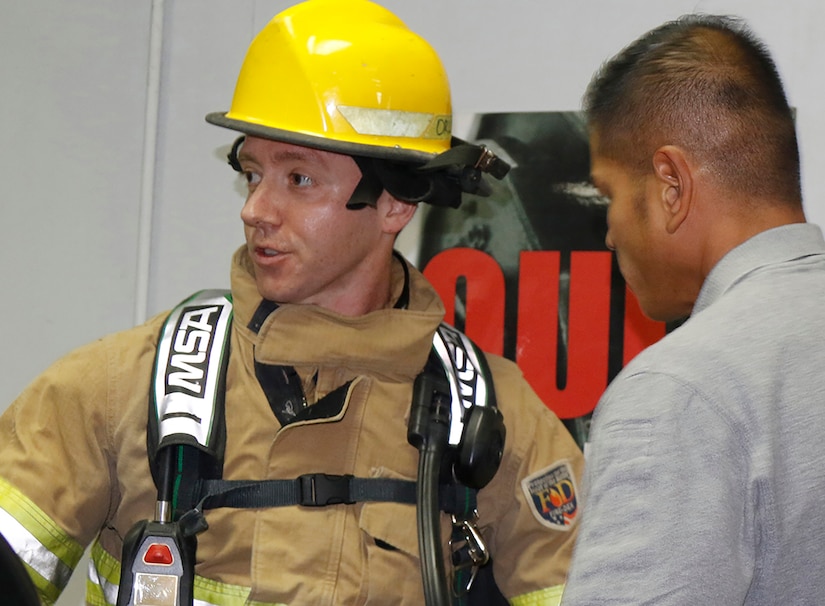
(338, 106, 450, 140)
(0, 477, 84, 602)
(510, 584, 565, 606)
(88, 540, 287, 606)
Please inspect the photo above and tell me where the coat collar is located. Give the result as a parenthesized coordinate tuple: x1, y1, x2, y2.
(228, 246, 445, 381)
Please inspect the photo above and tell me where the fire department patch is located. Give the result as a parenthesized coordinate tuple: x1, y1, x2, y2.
(521, 460, 578, 531)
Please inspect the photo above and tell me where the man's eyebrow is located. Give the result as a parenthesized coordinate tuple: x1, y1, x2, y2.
(237, 147, 326, 165)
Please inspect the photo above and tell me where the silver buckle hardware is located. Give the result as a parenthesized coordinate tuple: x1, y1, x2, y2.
(449, 511, 490, 596)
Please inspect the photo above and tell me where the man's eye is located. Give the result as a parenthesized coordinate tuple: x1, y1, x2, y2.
(290, 173, 313, 187)
(243, 171, 261, 187)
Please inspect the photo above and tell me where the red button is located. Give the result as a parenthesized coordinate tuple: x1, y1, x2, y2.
(143, 543, 174, 565)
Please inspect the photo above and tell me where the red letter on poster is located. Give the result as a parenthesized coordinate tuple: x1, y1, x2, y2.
(516, 251, 612, 419)
(422, 248, 505, 355)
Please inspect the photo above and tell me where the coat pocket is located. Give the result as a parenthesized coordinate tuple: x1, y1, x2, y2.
(359, 497, 422, 603)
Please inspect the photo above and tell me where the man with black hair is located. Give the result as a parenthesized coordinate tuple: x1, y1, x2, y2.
(561, 14, 825, 605)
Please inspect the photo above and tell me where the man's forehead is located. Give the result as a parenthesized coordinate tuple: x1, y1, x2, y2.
(238, 135, 350, 165)
(589, 153, 637, 193)
(588, 151, 612, 183)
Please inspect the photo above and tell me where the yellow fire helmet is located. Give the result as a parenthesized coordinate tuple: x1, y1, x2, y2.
(206, 0, 509, 208)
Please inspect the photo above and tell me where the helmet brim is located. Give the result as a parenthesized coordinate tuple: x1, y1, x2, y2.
(205, 112, 434, 165)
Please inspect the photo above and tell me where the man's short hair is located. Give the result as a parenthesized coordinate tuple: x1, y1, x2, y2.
(584, 14, 801, 205)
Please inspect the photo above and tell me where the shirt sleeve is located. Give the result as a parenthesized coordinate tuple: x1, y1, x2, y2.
(560, 370, 753, 605)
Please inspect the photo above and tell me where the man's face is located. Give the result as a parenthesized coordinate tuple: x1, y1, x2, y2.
(237, 136, 390, 314)
(591, 150, 683, 323)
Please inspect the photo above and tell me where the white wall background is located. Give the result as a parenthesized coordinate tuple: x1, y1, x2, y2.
(1, 1, 823, 604)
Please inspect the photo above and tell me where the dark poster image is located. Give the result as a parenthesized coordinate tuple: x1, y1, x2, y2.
(417, 112, 666, 448)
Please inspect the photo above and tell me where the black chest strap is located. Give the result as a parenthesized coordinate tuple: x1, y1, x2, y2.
(177, 474, 476, 537)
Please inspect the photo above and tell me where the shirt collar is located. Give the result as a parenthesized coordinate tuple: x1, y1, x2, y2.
(694, 223, 825, 315)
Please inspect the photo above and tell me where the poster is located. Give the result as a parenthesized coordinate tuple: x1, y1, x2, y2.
(416, 112, 667, 447)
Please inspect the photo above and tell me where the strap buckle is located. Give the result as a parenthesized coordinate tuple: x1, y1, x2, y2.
(177, 505, 209, 538)
(449, 511, 490, 596)
(298, 474, 355, 507)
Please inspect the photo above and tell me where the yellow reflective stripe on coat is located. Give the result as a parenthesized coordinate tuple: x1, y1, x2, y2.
(510, 584, 565, 606)
(0, 476, 84, 604)
(88, 540, 287, 606)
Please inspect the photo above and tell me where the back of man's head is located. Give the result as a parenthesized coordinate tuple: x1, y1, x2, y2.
(584, 14, 801, 207)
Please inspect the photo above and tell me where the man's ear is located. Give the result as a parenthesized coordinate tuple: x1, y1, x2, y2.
(652, 145, 693, 234)
(377, 191, 417, 236)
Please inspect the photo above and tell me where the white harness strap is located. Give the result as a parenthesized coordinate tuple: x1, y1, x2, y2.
(151, 290, 233, 456)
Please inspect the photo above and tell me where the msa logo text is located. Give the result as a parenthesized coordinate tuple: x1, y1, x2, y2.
(165, 305, 219, 396)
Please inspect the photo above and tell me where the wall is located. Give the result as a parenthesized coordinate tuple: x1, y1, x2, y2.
(1, 1, 823, 604)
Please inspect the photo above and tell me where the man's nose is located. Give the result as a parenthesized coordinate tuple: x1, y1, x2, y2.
(241, 185, 278, 227)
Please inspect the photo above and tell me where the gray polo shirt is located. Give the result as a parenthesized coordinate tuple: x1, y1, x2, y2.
(561, 223, 825, 604)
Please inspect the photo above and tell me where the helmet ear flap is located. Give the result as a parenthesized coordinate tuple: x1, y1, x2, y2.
(347, 157, 386, 210)
(348, 157, 476, 210)
(347, 157, 436, 209)
(373, 161, 434, 203)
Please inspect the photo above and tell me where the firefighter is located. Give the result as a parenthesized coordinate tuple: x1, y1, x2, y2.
(0, 1, 583, 604)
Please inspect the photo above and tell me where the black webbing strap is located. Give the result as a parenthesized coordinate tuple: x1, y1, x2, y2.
(177, 474, 476, 537)
(200, 475, 415, 508)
